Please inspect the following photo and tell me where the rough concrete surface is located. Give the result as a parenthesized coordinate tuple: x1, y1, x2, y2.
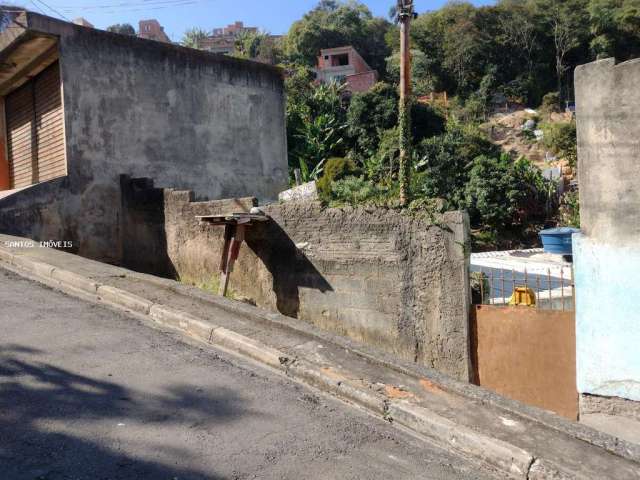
(581, 414, 640, 446)
(0, 268, 494, 480)
(581, 393, 640, 421)
(163, 192, 472, 381)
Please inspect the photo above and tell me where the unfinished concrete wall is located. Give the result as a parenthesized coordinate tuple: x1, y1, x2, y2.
(0, 12, 287, 263)
(574, 58, 640, 408)
(163, 191, 472, 381)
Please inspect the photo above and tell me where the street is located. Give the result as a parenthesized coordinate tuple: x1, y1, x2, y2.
(0, 268, 494, 480)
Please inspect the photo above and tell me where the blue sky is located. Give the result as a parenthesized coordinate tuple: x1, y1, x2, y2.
(9, 0, 493, 42)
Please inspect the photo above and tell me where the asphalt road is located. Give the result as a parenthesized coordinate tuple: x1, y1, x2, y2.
(0, 268, 495, 480)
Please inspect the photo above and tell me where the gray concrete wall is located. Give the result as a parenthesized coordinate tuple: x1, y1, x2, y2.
(575, 57, 640, 246)
(573, 58, 640, 406)
(0, 13, 287, 263)
(163, 191, 472, 381)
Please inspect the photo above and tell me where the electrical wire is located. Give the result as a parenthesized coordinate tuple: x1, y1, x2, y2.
(29, 1, 48, 15)
(57, 0, 200, 8)
(31, 0, 71, 20)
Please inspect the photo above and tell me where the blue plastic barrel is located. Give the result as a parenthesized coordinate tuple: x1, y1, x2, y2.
(539, 227, 580, 255)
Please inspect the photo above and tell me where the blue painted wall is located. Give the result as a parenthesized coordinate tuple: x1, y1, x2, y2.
(574, 233, 640, 401)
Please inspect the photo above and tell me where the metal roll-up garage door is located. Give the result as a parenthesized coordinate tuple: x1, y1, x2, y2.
(34, 62, 65, 182)
(6, 81, 35, 188)
(5, 61, 66, 189)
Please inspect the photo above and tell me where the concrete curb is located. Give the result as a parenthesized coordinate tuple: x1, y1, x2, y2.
(287, 360, 387, 416)
(167, 274, 640, 465)
(98, 285, 153, 315)
(387, 401, 534, 478)
(0, 247, 638, 479)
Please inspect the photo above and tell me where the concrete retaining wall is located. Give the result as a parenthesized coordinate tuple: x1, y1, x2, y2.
(163, 190, 472, 381)
(574, 58, 640, 405)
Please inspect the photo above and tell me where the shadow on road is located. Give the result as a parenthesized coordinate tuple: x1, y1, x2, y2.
(0, 344, 251, 479)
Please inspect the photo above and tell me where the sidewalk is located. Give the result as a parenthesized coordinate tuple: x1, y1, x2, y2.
(1, 234, 639, 479)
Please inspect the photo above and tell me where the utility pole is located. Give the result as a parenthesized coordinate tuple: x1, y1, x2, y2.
(397, 0, 414, 207)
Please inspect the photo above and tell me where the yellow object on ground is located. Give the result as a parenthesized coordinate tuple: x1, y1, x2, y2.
(508, 287, 536, 306)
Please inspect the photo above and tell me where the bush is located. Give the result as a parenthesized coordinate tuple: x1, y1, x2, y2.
(330, 176, 384, 205)
(511, 156, 552, 221)
(362, 127, 398, 181)
(347, 82, 398, 157)
(558, 190, 580, 227)
(316, 157, 359, 201)
(346, 82, 445, 158)
(540, 92, 562, 113)
(464, 154, 521, 230)
(414, 122, 500, 209)
(541, 121, 577, 168)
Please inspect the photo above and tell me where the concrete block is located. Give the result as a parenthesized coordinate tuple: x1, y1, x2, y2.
(527, 459, 578, 480)
(287, 360, 386, 414)
(387, 401, 534, 479)
(0, 248, 15, 263)
(149, 305, 199, 330)
(51, 268, 100, 293)
(211, 327, 288, 369)
(97, 285, 153, 314)
(278, 181, 318, 203)
(8, 255, 56, 278)
(186, 318, 216, 343)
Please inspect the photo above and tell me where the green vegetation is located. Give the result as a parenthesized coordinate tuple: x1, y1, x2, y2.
(178, 274, 238, 299)
(317, 157, 359, 201)
(541, 121, 578, 167)
(177, 0, 638, 246)
(181, 27, 208, 48)
(559, 190, 581, 227)
(277, 0, 631, 248)
(283, 0, 391, 74)
(106, 23, 136, 36)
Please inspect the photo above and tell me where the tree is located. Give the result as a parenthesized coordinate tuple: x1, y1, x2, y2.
(286, 76, 347, 179)
(497, 1, 539, 78)
(234, 30, 282, 64)
(106, 23, 135, 36)
(181, 28, 208, 49)
(443, 16, 485, 93)
(347, 82, 398, 157)
(283, 0, 391, 74)
(588, 0, 640, 59)
(537, 0, 589, 98)
(386, 49, 438, 96)
(414, 122, 500, 210)
(347, 82, 444, 160)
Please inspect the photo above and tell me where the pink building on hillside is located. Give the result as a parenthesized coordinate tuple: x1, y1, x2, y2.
(138, 19, 170, 43)
(316, 46, 378, 93)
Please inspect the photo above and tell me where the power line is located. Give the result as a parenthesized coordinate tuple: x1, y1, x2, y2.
(31, 0, 71, 21)
(57, 0, 199, 10)
(29, 1, 47, 15)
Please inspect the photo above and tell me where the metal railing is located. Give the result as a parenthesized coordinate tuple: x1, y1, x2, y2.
(470, 266, 575, 311)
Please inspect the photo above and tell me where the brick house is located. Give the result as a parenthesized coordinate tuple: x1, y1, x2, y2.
(316, 46, 378, 93)
(200, 21, 257, 55)
(138, 19, 170, 43)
